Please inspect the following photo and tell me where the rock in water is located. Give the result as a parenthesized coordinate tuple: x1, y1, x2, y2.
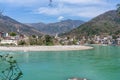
(68, 77, 87, 80)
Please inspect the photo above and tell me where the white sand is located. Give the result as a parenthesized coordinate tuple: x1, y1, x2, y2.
(0, 45, 93, 51)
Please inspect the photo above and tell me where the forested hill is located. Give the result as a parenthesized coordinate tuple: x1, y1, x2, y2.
(62, 10, 120, 37)
(0, 15, 43, 36)
(27, 19, 84, 35)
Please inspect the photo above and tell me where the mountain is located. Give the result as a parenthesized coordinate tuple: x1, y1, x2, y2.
(62, 10, 120, 37)
(0, 15, 43, 36)
(27, 19, 84, 35)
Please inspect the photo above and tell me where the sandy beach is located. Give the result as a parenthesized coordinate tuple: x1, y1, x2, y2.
(0, 45, 93, 51)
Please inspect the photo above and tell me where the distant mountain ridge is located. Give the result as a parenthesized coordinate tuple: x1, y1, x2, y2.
(27, 19, 84, 35)
(62, 10, 120, 37)
(0, 15, 43, 36)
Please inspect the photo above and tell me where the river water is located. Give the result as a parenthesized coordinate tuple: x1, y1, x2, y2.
(0, 45, 120, 80)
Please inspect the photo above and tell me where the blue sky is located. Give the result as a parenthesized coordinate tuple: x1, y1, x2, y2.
(0, 0, 119, 23)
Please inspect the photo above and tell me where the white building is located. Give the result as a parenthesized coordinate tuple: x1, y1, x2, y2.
(117, 38, 120, 45)
(0, 40, 18, 45)
(3, 33, 9, 37)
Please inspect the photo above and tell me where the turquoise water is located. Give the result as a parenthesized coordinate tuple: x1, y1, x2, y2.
(0, 45, 120, 80)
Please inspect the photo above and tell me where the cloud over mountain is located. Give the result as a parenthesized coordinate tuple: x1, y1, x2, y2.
(0, 0, 118, 23)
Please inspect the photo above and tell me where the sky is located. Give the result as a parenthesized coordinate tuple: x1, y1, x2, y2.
(0, 0, 119, 23)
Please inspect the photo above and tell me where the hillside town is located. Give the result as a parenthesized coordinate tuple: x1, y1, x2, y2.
(0, 31, 120, 46)
(0, 31, 28, 45)
(56, 35, 120, 46)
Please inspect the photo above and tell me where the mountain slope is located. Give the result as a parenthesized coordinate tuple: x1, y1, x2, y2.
(27, 19, 84, 35)
(63, 10, 120, 37)
(0, 15, 43, 36)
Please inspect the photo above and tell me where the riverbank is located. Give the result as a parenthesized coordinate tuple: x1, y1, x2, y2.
(0, 45, 93, 51)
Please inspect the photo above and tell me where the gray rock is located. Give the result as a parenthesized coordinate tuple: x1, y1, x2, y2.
(68, 77, 87, 80)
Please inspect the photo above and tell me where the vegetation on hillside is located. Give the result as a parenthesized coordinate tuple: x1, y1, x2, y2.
(28, 35, 54, 46)
(62, 7, 120, 37)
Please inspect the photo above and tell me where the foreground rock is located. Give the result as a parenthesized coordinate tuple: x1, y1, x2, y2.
(68, 77, 87, 80)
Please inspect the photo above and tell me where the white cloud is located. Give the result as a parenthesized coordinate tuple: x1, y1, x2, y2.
(36, 7, 59, 15)
(0, 0, 107, 6)
(57, 16, 64, 21)
(34, 0, 112, 19)
(35, 4, 109, 18)
(59, 0, 104, 4)
(0, 0, 114, 20)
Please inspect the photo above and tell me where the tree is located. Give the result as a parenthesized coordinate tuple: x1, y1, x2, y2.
(0, 54, 23, 80)
(18, 40, 26, 45)
(32, 35, 36, 38)
(9, 32, 17, 36)
(112, 35, 117, 39)
(44, 35, 54, 45)
(29, 37, 37, 45)
(73, 39, 78, 45)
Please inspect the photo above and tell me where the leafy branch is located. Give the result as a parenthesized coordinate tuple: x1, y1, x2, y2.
(0, 54, 23, 80)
